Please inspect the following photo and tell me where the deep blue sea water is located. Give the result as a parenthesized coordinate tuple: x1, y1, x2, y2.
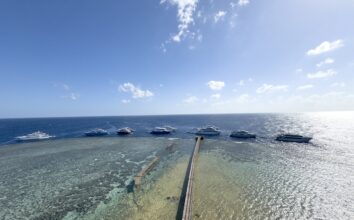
(0, 113, 347, 145)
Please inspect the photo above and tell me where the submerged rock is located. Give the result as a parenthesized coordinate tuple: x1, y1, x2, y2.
(166, 196, 179, 202)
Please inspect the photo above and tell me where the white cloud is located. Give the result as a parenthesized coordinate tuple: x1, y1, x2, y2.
(54, 83, 71, 91)
(307, 39, 344, 56)
(331, 82, 346, 88)
(207, 81, 225, 90)
(235, 94, 250, 103)
(210, 93, 221, 99)
(256, 84, 288, 94)
(295, 68, 303, 73)
(162, 0, 198, 42)
(316, 58, 335, 67)
(229, 14, 238, 28)
(121, 99, 131, 104)
(183, 96, 198, 103)
(238, 78, 252, 86)
(284, 92, 354, 111)
(209, 93, 254, 110)
(296, 84, 314, 90)
(69, 93, 80, 100)
(62, 84, 70, 91)
(61, 93, 80, 101)
(55, 83, 80, 100)
(262, 92, 354, 112)
(201, 91, 354, 113)
(238, 0, 250, 6)
(119, 82, 154, 99)
(161, 43, 167, 53)
(307, 69, 337, 79)
(214, 11, 227, 23)
(197, 33, 203, 41)
(160, 0, 250, 50)
(188, 45, 196, 50)
(197, 10, 202, 18)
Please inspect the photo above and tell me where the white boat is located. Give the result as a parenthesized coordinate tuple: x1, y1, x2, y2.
(230, 130, 256, 138)
(16, 131, 54, 141)
(85, 128, 108, 137)
(150, 127, 171, 135)
(195, 126, 220, 136)
(117, 127, 134, 135)
(162, 125, 177, 132)
(276, 134, 312, 143)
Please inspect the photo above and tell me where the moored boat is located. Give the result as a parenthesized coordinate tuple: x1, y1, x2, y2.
(150, 127, 171, 135)
(275, 134, 312, 143)
(230, 130, 256, 138)
(162, 125, 177, 132)
(117, 127, 134, 135)
(16, 131, 54, 141)
(85, 128, 108, 137)
(195, 126, 220, 136)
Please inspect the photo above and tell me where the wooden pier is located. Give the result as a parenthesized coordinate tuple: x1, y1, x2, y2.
(176, 136, 203, 220)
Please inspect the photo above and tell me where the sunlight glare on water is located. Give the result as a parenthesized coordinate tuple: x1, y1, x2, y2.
(193, 135, 354, 220)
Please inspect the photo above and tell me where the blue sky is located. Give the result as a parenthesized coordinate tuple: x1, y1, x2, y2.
(0, 0, 354, 118)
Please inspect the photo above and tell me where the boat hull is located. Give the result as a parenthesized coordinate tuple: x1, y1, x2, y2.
(276, 137, 311, 143)
(16, 137, 53, 142)
(117, 131, 132, 135)
(150, 131, 171, 135)
(230, 134, 256, 139)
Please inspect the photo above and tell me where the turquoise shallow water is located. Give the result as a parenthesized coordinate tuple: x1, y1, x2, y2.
(0, 137, 193, 219)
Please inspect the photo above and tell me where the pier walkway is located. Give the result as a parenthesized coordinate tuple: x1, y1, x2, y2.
(176, 136, 203, 220)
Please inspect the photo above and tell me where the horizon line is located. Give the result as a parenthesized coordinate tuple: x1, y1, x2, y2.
(1, 110, 353, 120)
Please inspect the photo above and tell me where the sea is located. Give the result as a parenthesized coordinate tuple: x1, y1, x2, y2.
(0, 113, 353, 219)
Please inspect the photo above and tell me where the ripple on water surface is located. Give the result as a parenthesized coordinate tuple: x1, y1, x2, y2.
(193, 139, 354, 220)
(1, 135, 353, 219)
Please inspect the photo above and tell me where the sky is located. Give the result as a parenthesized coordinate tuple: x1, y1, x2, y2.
(0, 0, 354, 118)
